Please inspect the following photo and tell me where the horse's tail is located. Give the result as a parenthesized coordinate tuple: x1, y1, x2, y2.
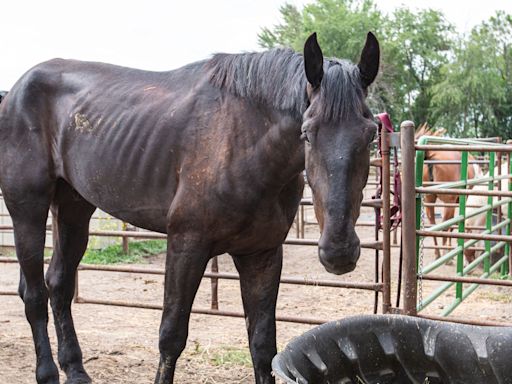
(0, 91, 7, 104)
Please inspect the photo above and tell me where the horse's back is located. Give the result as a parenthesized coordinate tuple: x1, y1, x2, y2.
(0, 59, 291, 237)
(0, 59, 203, 230)
(0, 57, 303, 249)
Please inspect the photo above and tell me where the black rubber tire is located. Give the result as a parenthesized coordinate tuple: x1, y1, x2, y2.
(272, 315, 512, 384)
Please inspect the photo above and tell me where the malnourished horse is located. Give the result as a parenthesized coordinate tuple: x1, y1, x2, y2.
(0, 32, 379, 384)
(416, 126, 481, 259)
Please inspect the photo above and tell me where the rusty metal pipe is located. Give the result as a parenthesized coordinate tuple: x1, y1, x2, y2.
(75, 297, 328, 325)
(300, 198, 382, 209)
(400, 121, 417, 315)
(210, 257, 219, 310)
(0, 290, 17, 296)
(76, 264, 383, 291)
(381, 127, 391, 313)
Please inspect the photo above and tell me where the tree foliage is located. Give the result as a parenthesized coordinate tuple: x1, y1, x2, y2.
(259, 0, 381, 61)
(259, 0, 512, 139)
(382, 8, 453, 125)
(432, 11, 512, 138)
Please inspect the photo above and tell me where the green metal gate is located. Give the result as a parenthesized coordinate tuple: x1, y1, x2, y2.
(400, 122, 512, 325)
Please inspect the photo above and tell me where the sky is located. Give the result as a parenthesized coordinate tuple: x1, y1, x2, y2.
(1, 0, 511, 89)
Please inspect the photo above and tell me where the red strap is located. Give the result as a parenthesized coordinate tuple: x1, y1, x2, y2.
(376, 112, 394, 133)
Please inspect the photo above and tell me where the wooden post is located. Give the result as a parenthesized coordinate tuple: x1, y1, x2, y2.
(400, 120, 418, 315)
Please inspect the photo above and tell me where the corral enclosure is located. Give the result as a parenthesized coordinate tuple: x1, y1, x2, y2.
(1, 124, 512, 383)
(2, 209, 511, 383)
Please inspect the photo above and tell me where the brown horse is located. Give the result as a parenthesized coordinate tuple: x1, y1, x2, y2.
(416, 125, 481, 259)
(0, 32, 379, 384)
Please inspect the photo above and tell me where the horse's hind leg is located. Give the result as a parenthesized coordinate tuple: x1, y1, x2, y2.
(424, 194, 440, 258)
(232, 246, 282, 384)
(442, 206, 456, 253)
(4, 184, 58, 383)
(45, 180, 95, 383)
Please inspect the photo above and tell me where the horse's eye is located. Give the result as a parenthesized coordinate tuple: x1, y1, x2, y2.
(367, 129, 376, 148)
(300, 130, 310, 143)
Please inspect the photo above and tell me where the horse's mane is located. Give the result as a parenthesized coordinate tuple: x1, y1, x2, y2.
(415, 123, 446, 140)
(207, 48, 364, 122)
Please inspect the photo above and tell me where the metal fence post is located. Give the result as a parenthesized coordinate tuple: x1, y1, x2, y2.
(455, 151, 469, 302)
(507, 144, 512, 277)
(400, 120, 417, 315)
(210, 256, 219, 310)
(122, 222, 129, 254)
(381, 128, 391, 313)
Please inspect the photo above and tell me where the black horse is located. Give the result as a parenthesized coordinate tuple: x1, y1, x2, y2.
(0, 32, 379, 383)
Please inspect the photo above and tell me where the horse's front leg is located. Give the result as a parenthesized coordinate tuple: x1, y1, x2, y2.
(232, 246, 283, 384)
(154, 232, 211, 384)
(424, 194, 439, 258)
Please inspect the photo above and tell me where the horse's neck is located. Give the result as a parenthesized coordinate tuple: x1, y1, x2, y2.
(255, 112, 305, 187)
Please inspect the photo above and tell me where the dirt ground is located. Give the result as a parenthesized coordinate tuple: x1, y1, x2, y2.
(1, 205, 511, 383)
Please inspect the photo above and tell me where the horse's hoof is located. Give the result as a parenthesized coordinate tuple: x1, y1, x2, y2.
(64, 378, 91, 384)
(64, 370, 92, 384)
(36, 362, 60, 384)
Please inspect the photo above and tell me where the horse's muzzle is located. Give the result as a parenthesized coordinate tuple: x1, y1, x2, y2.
(318, 236, 361, 275)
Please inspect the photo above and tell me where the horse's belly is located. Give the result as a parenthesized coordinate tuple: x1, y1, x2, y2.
(61, 154, 176, 234)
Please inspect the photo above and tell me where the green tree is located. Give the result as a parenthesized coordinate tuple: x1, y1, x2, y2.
(258, 1, 454, 127)
(259, 4, 304, 50)
(431, 11, 512, 138)
(382, 8, 454, 125)
(259, 0, 382, 62)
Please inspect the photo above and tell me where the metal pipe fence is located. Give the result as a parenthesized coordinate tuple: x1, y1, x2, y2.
(0, 127, 398, 326)
(4, 120, 510, 327)
(400, 126, 512, 324)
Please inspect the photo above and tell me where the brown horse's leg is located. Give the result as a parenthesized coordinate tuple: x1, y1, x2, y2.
(154, 233, 211, 384)
(232, 247, 282, 384)
(5, 190, 58, 384)
(442, 206, 456, 254)
(424, 194, 440, 259)
(45, 181, 95, 383)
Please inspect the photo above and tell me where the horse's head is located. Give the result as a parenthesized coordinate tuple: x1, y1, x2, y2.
(301, 32, 379, 275)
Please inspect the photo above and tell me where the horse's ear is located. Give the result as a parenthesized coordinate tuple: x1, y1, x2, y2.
(358, 32, 380, 88)
(304, 32, 324, 88)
